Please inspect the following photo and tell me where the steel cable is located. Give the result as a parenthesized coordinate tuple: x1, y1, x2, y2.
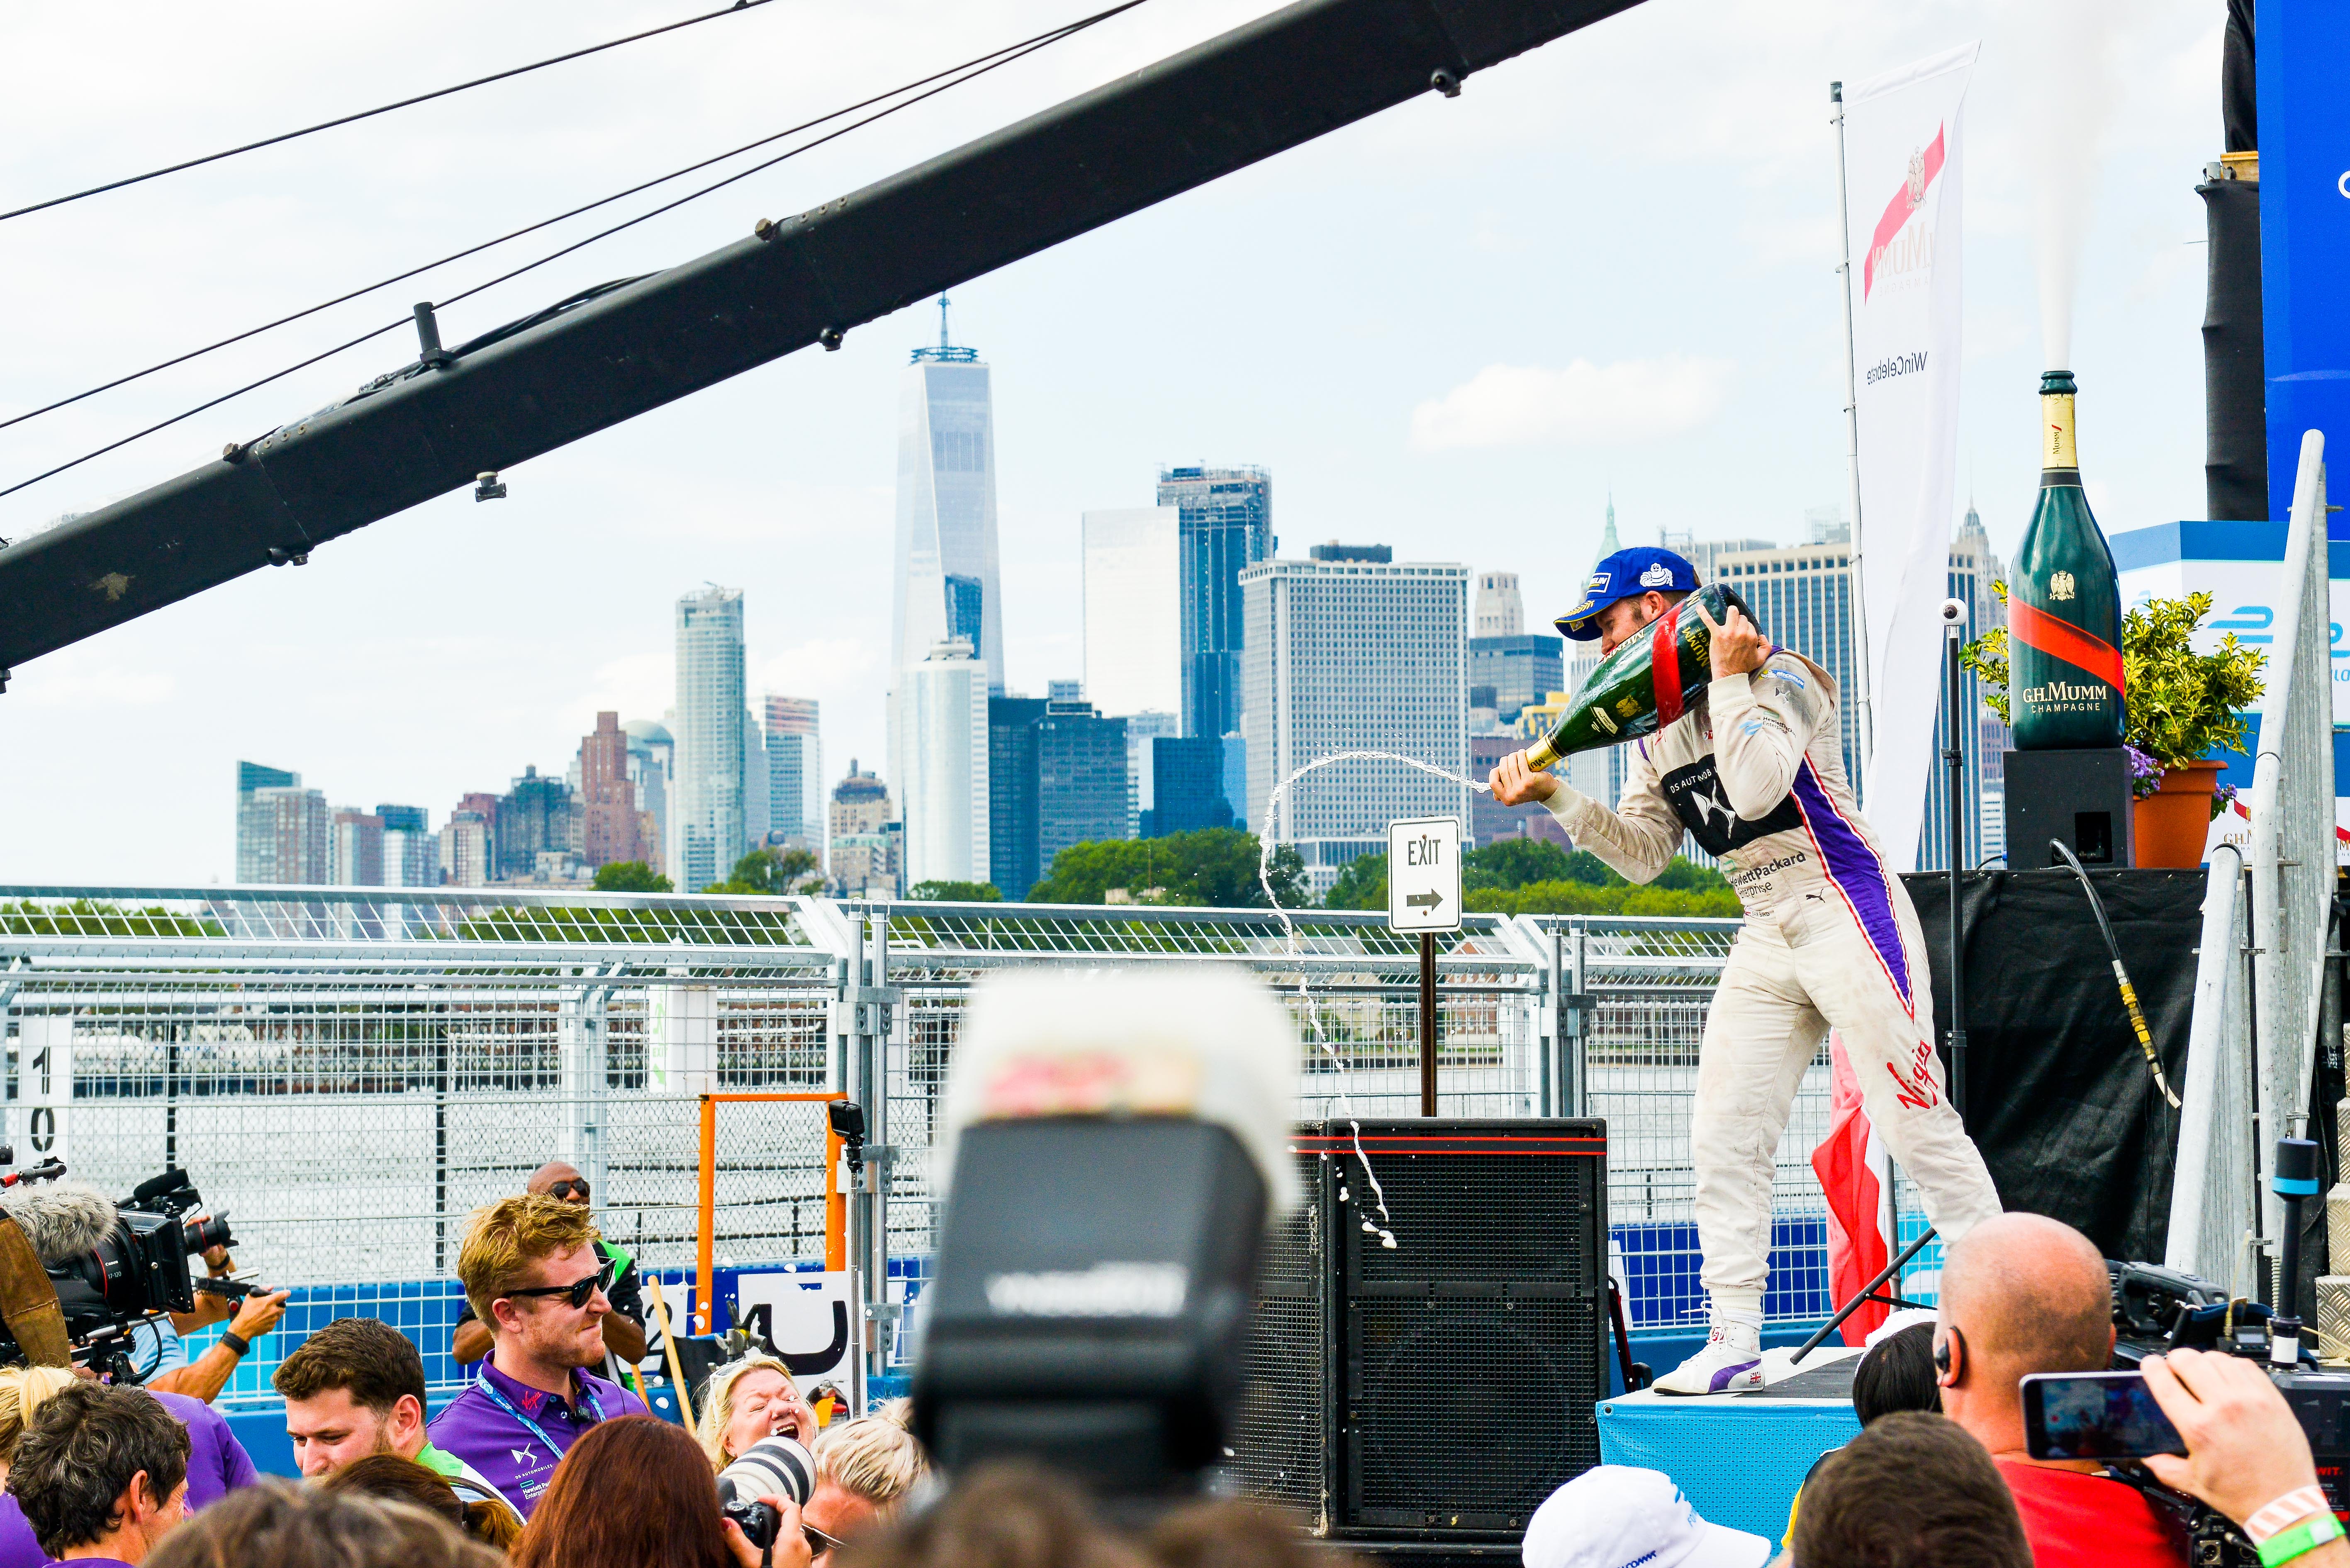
(0, 0, 787, 225)
(0, 0, 1147, 508)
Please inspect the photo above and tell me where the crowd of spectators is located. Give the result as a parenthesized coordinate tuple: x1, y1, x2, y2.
(0, 1164, 2340, 1568)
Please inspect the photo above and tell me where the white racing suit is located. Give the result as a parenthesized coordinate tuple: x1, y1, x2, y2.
(1542, 647, 2001, 1361)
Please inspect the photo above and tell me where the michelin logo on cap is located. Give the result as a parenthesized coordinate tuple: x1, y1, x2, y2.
(1555, 547, 1700, 642)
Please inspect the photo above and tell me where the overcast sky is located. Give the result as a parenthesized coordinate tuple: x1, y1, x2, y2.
(0, 0, 2218, 884)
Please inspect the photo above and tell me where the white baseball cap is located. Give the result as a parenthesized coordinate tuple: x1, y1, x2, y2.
(1521, 1467, 1772, 1568)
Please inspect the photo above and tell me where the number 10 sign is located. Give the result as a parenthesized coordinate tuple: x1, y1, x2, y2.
(17, 1017, 69, 1166)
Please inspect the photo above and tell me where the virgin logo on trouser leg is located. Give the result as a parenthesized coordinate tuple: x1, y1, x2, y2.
(1885, 1039, 1940, 1111)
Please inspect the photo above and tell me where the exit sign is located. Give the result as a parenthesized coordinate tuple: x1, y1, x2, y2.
(1386, 817, 1462, 934)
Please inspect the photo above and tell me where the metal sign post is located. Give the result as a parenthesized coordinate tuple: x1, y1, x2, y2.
(1387, 817, 1463, 1116)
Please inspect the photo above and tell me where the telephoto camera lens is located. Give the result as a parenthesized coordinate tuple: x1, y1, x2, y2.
(716, 1435, 814, 1549)
(182, 1213, 231, 1255)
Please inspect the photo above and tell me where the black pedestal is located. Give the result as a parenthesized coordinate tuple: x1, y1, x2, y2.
(2002, 747, 2136, 868)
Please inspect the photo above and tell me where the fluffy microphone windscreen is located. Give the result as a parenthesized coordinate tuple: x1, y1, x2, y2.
(0, 1184, 119, 1266)
(934, 966, 1301, 1215)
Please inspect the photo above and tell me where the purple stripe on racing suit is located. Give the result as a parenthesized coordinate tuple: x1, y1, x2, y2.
(1787, 760, 1913, 1013)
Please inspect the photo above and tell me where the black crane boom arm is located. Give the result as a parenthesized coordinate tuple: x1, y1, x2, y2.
(0, 0, 1641, 678)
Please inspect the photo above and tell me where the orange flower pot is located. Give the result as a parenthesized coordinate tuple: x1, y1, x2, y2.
(2131, 758, 2228, 868)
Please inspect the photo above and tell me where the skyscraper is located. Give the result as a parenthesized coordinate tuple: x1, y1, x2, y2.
(1473, 571, 1524, 637)
(1037, 690, 1127, 887)
(1662, 528, 1779, 584)
(892, 639, 991, 890)
(1150, 737, 1236, 836)
(440, 810, 493, 888)
(498, 767, 577, 881)
(890, 297, 1004, 696)
(1082, 507, 1182, 722)
(245, 785, 329, 884)
(329, 809, 385, 886)
(829, 762, 901, 897)
(1240, 547, 1469, 897)
(742, 708, 769, 853)
(1157, 465, 1271, 741)
(675, 586, 746, 894)
(1468, 568, 1563, 728)
(1122, 710, 1181, 838)
(377, 805, 436, 887)
(987, 696, 1047, 899)
(761, 696, 825, 863)
(234, 761, 298, 882)
(1594, 493, 1621, 563)
(578, 712, 642, 870)
(621, 721, 673, 878)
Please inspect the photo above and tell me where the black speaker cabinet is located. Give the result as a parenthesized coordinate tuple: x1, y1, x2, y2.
(1230, 1119, 1609, 1549)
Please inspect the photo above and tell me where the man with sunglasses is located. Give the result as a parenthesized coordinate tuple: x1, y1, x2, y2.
(427, 1194, 652, 1518)
(451, 1162, 648, 1384)
(1490, 547, 2001, 1397)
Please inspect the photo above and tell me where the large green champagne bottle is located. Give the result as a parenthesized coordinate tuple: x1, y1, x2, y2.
(2009, 371, 2125, 750)
(1523, 581, 1757, 769)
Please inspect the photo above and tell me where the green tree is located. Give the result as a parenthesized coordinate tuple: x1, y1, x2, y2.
(1027, 828, 1307, 909)
(704, 846, 822, 895)
(909, 880, 1003, 901)
(592, 861, 672, 893)
(1322, 853, 1386, 910)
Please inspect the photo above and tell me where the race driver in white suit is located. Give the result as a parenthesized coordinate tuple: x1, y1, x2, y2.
(1490, 546, 2002, 1395)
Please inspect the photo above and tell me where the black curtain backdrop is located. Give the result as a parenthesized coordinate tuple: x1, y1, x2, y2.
(1904, 868, 2205, 1263)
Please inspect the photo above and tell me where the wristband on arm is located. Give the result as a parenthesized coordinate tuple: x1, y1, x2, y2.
(218, 1331, 250, 1358)
(2255, 1511, 2344, 1568)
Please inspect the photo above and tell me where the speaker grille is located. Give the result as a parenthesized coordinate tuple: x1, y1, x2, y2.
(1231, 1123, 1607, 1543)
(1231, 1157, 1329, 1518)
(1348, 1297, 1600, 1528)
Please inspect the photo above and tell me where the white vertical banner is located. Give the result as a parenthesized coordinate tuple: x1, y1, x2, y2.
(17, 1015, 71, 1167)
(1846, 42, 1978, 865)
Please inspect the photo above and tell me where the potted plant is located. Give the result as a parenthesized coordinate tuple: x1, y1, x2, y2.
(1962, 588, 2265, 868)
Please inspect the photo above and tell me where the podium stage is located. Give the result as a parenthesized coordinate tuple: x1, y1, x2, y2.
(1595, 1350, 1865, 1542)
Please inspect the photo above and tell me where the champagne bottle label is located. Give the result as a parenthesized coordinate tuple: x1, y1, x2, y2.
(2043, 390, 2078, 469)
(1524, 582, 1753, 769)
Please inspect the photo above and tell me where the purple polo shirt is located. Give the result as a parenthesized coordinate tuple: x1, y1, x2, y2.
(0, 1390, 256, 1568)
(424, 1359, 647, 1519)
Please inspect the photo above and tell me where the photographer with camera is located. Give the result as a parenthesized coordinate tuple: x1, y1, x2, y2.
(510, 1416, 809, 1568)
(2139, 1348, 2349, 1568)
(130, 1214, 289, 1405)
(1933, 1211, 2350, 1567)
(425, 1196, 648, 1519)
(1935, 1213, 2181, 1564)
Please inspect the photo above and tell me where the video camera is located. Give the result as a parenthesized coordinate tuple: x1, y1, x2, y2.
(0, 1162, 248, 1381)
(2105, 1253, 2350, 1564)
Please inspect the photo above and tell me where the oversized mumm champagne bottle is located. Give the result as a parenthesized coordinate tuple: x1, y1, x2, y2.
(2009, 371, 2125, 750)
(1523, 581, 1756, 769)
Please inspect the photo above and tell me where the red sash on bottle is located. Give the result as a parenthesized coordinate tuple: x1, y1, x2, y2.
(1652, 605, 1686, 725)
(2009, 599, 2126, 691)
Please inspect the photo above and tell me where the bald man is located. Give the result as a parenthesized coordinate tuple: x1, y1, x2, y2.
(451, 1162, 648, 1372)
(1934, 1213, 2177, 1567)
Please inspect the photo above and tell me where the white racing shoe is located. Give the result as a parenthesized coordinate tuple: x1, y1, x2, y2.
(1651, 1315, 1764, 1396)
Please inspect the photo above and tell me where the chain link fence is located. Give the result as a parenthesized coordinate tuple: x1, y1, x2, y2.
(0, 884, 1885, 1401)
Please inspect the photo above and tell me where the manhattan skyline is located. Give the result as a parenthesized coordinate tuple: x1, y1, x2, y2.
(0, 0, 2224, 882)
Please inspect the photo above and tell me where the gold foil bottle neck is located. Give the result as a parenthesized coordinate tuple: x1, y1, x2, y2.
(2042, 391, 2079, 470)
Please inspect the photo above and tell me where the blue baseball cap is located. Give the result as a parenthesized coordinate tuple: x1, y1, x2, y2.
(1556, 547, 1699, 641)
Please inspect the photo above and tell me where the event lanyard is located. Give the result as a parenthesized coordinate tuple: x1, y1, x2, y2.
(475, 1373, 607, 1463)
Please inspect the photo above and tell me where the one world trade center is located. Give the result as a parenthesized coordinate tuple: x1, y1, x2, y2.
(888, 296, 1005, 698)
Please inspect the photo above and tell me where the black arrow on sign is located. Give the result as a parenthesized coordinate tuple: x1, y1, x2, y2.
(1405, 890, 1445, 912)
